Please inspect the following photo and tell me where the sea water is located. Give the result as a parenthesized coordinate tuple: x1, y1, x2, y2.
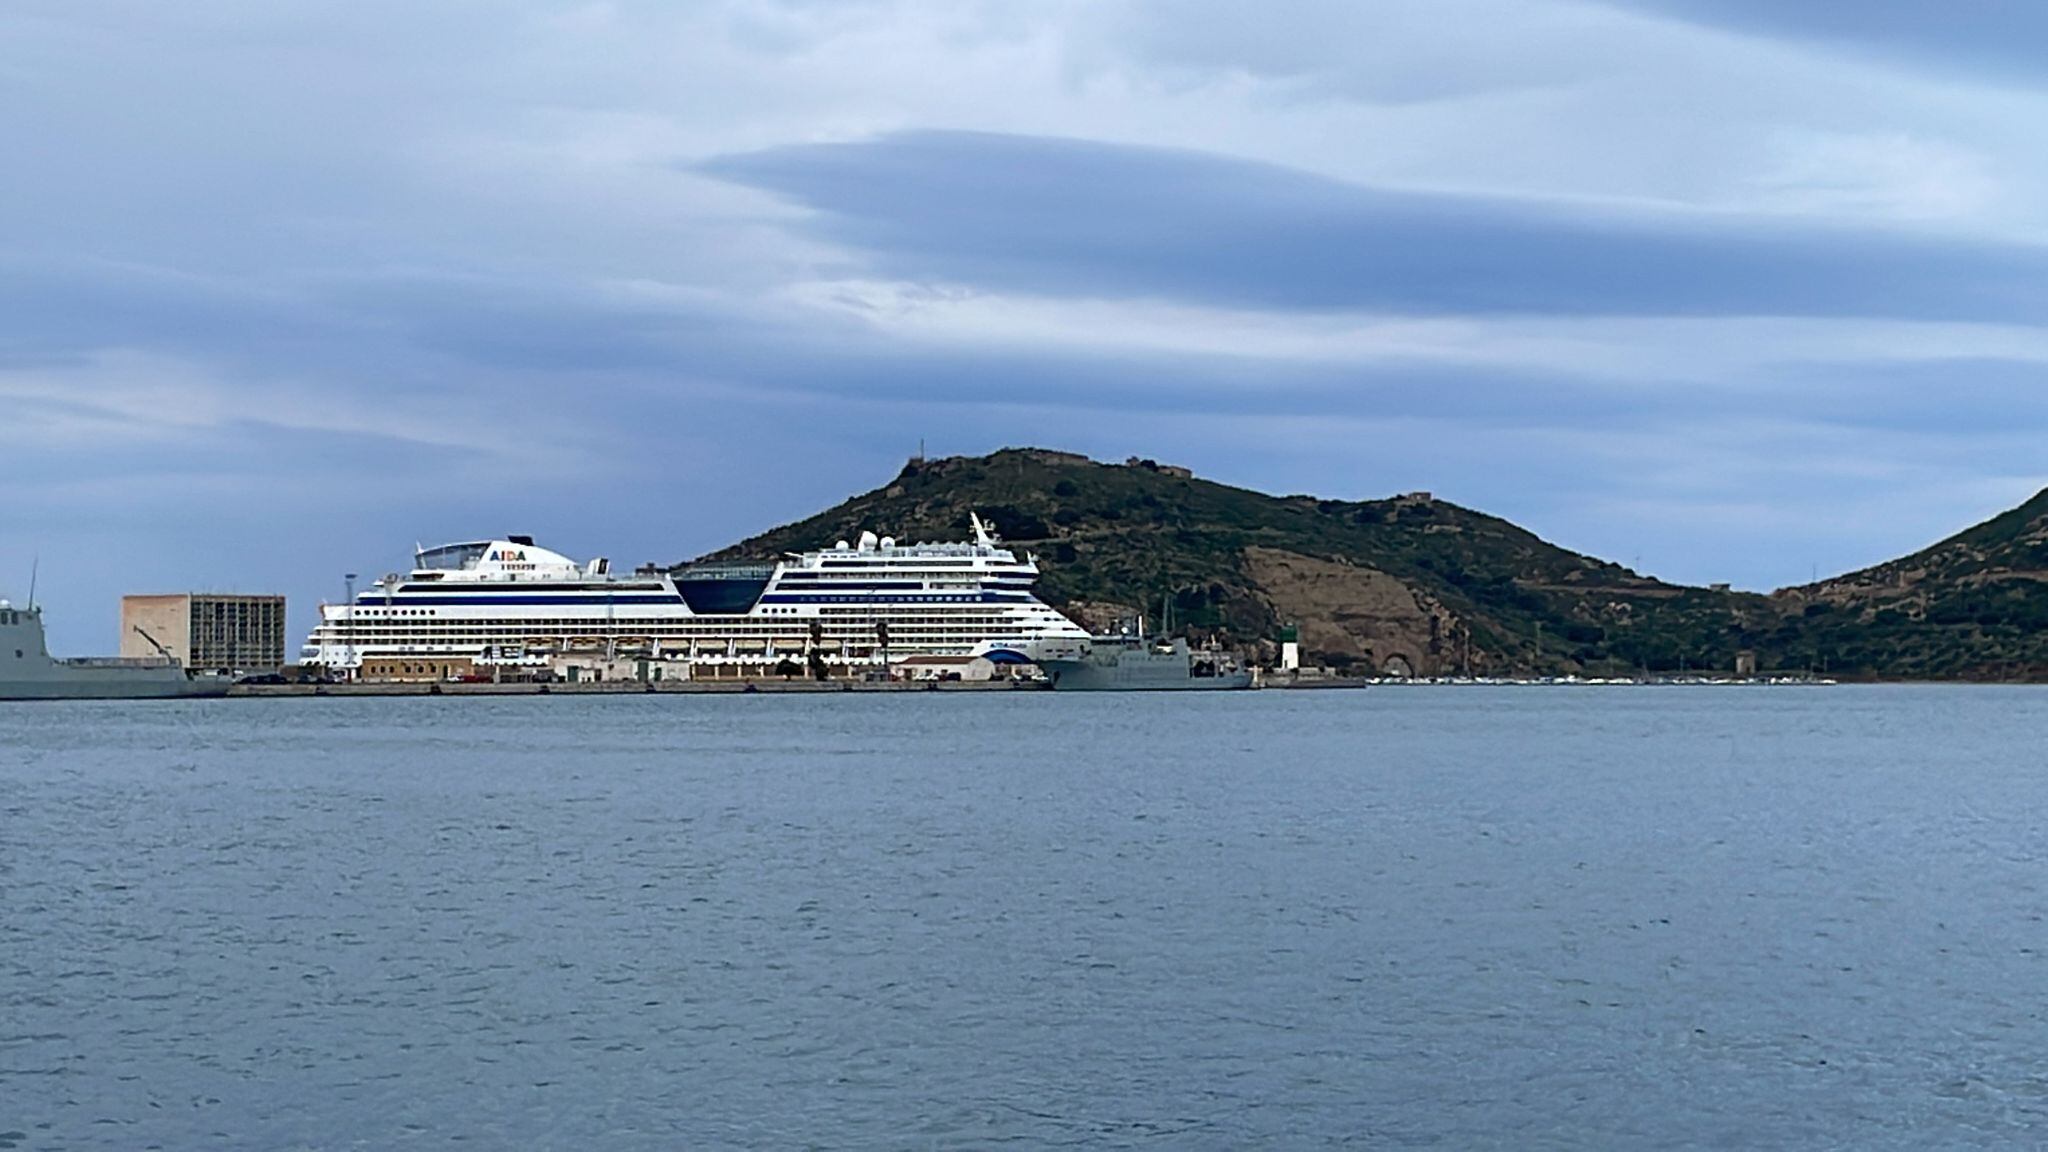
(3, 687, 2045, 1148)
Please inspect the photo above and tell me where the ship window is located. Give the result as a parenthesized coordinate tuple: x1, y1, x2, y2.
(418, 543, 489, 571)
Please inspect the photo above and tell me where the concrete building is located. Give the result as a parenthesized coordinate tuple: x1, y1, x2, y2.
(121, 594, 287, 672)
(894, 654, 1000, 681)
(360, 655, 474, 683)
(550, 654, 691, 684)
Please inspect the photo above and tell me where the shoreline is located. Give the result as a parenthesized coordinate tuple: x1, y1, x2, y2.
(226, 679, 1050, 697)
(219, 675, 1961, 697)
(10, 677, 2042, 702)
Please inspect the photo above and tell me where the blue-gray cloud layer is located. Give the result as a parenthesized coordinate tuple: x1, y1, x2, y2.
(1610, 1, 2048, 77)
(703, 131, 2048, 321)
(6, 1, 2048, 652)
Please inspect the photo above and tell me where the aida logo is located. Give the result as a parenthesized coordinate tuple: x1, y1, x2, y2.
(489, 549, 528, 562)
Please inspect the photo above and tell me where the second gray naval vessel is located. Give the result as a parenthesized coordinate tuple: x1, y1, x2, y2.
(0, 599, 231, 701)
(1039, 632, 1254, 691)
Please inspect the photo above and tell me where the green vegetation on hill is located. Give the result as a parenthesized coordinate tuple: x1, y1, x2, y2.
(698, 448, 2048, 681)
(1773, 488, 2048, 679)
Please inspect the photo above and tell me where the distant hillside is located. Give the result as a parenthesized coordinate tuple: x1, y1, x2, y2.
(697, 448, 2048, 680)
(1771, 489, 2048, 679)
(699, 449, 1783, 678)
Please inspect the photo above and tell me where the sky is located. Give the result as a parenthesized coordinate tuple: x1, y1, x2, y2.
(5, 0, 2048, 652)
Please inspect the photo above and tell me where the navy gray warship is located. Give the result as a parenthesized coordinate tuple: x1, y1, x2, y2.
(0, 599, 230, 700)
(1039, 632, 1254, 691)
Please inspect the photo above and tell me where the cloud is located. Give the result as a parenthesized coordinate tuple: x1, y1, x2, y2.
(1603, 1, 2048, 80)
(1105, 0, 1633, 105)
(702, 130, 2048, 319)
(6, 0, 2048, 650)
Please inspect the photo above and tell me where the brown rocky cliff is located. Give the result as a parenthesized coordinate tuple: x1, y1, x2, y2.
(1245, 547, 1461, 675)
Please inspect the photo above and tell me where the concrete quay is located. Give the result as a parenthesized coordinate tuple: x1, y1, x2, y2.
(228, 678, 1050, 698)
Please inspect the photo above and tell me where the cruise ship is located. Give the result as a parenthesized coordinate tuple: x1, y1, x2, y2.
(301, 514, 1092, 678)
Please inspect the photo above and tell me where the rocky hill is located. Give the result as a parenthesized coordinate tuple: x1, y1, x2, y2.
(1770, 489, 2048, 679)
(697, 448, 2048, 680)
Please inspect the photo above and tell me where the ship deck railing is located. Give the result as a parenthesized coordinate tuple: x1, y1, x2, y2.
(671, 562, 780, 579)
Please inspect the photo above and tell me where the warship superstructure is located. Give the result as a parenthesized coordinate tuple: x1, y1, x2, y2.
(1, 600, 230, 700)
(1039, 632, 1254, 691)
